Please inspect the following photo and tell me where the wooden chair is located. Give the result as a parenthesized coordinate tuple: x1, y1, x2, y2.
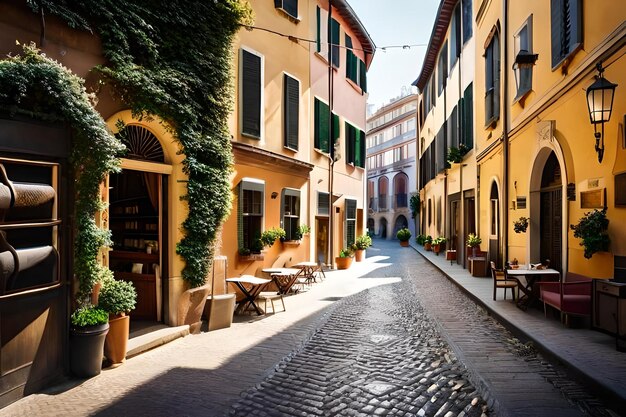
(490, 261, 517, 301)
(256, 292, 285, 314)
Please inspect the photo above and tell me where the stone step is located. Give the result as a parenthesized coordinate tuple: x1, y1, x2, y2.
(127, 324, 190, 358)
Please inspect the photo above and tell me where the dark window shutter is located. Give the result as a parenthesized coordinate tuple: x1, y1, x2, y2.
(241, 50, 261, 138)
(330, 18, 340, 68)
(332, 113, 340, 143)
(275, 0, 298, 19)
(463, 83, 474, 149)
(450, 5, 461, 68)
(315, 98, 330, 153)
(345, 35, 354, 80)
(318, 192, 330, 216)
(316, 6, 321, 53)
(359, 59, 367, 92)
(345, 124, 355, 164)
(358, 129, 365, 168)
(283, 74, 299, 150)
(462, 0, 472, 44)
(551, 0, 563, 68)
(493, 34, 500, 122)
(568, 0, 583, 54)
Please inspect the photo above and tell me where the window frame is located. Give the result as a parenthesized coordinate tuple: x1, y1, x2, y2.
(280, 188, 301, 241)
(484, 30, 500, 128)
(345, 198, 357, 247)
(550, 0, 583, 70)
(274, 0, 298, 20)
(239, 178, 265, 251)
(513, 16, 534, 102)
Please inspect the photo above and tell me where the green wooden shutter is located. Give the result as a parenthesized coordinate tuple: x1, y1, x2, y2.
(345, 123, 355, 165)
(359, 59, 367, 92)
(316, 6, 321, 53)
(358, 129, 365, 168)
(283, 74, 299, 150)
(241, 49, 261, 138)
(330, 18, 340, 68)
(315, 99, 330, 153)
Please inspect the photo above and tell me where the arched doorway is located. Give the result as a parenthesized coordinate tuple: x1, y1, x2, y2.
(379, 217, 388, 239)
(367, 218, 375, 235)
(108, 124, 169, 323)
(489, 181, 501, 266)
(394, 215, 408, 237)
(538, 152, 563, 271)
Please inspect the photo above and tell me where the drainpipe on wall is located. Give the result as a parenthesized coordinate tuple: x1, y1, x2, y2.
(328, 0, 335, 269)
(502, 0, 510, 268)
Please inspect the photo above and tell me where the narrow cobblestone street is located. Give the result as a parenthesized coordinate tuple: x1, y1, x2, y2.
(2, 239, 616, 417)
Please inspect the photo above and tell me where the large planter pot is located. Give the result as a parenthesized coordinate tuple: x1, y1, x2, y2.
(70, 322, 109, 378)
(335, 257, 353, 270)
(400, 240, 409, 247)
(354, 249, 365, 262)
(104, 314, 129, 366)
(424, 243, 432, 251)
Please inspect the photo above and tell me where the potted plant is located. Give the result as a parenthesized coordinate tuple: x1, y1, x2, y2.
(424, 235, 433, 251)
(466, 233, 482, 258)
(513, 216, 529, 233)
(354, 234, 372, 261)
(260, 227, 286, 249)
(396, 228, 412, 247)
(335, 247, 354, 270)
(97, 278, 137, 367)
(570, 209, 610, 259)
(433, 237, 447, 255)
(70, 305, 109, 378)
(415, 234, 426, 246)
(294, 224, 310, 241)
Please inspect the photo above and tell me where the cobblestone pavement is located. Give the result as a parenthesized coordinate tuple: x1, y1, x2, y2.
(229, 239, 617, 417)
(2, 239, 618, 417)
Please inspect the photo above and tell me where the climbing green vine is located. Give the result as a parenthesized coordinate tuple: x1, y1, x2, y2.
(25, 0, 253, 287)
(0, 43, 125, 301)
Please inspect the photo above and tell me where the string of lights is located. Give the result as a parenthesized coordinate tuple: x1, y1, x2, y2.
(239, 24, 427, 54)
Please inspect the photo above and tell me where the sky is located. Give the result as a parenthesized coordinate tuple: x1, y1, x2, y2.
(348, 0, 440, 113)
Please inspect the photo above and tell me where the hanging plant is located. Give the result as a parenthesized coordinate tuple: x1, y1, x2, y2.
(513, 216, 529, 233)
(409, 193, 420, 219)
(570, 209, 610, 259)
(0, 43, 125, 302)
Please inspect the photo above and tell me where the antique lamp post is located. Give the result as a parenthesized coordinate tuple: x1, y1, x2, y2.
(586, 62, 618, 163)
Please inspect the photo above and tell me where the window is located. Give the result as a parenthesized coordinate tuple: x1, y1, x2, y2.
(450, 4, 461, 68)
(317, 7, 340, 67)
(448, 106, 459, 151)
(462, 0, 473, 44)
(314, 98, 339, 154)
(550, 0, 582, 69)
(345, 198, 357, 246)
(405, 118, 416, 132)
(461, 83, 474, 149)
(281, 189, 300, 240)
(239, 179, 264, 251)
(283, 74, 299, 150)
(345, 35, 367, 92)
(430, 74, 437, 107)
(345, 122, 365, 168)
(438, 41, 448, 95)
(240, 49, 262, 138)
(435, 122, 447, 173)
(275, 0, 297, 19)
(485, 30, 500, 127)
(378, 177, 388, 210)
(514, 17, 534, 101)
(428, 198, 432, 226)
(317, 191, 330, 216)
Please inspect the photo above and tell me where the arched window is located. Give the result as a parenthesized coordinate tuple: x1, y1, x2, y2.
(378, 177, 389, 211)
(393, 173, 408, 208)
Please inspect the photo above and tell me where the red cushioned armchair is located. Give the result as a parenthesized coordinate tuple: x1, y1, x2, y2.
(537, 272, 592, 325)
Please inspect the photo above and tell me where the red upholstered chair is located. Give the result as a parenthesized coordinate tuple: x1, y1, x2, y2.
(538, 272, 592, 325)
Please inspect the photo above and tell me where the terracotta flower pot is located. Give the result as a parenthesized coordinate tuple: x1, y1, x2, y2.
(400, 240, 409, 247)
(335, 257, 353, 270)
(354, 249, 365, 262)
(424, 243, 432, 251)
(104, 314, 129, 366)
(433, 244, 441, 254)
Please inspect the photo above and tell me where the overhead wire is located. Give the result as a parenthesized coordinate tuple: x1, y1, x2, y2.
(239, 24, 427, 54)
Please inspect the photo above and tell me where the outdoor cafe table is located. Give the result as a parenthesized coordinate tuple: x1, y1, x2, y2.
(506, 267, 560, 310)
(262, 268, 301, 294)
(226, 275, 270, 315)
(293, 261, 320, 281)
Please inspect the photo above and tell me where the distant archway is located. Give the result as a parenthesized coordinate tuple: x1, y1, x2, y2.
(379, 217, 388, 239)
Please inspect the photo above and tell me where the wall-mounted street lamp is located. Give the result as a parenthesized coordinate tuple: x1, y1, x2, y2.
(586, 62, 618, 163)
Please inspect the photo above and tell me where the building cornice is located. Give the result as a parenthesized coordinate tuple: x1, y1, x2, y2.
(231, 141, 314, 178)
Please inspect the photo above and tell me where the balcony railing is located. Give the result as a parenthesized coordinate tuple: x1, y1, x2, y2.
(378, 195, 389, 211)
(395, 193, 408, 208)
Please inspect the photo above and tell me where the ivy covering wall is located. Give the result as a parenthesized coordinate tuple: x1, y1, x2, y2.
(22, 0, 252, 287)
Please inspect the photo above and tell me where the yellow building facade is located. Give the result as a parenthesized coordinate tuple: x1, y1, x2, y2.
(223, 0, 375, 278)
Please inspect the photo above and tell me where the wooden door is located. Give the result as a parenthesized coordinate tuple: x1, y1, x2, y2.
(540, 188, 562, 272)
